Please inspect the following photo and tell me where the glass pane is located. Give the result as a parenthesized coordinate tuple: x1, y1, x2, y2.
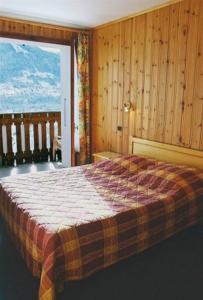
(0, 41, 61, 113)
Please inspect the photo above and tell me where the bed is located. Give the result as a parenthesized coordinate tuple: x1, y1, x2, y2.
(0, 137, 203, 300)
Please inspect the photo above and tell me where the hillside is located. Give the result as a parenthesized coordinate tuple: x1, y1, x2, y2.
(0, 42, 61, 113)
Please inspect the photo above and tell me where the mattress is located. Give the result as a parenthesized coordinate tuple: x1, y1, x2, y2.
(0, 155, 203, 300)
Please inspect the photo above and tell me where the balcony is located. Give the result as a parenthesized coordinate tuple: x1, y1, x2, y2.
(0, 111, 61, 167)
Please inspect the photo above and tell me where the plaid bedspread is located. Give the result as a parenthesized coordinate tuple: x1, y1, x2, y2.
(0, 155, 203, 300)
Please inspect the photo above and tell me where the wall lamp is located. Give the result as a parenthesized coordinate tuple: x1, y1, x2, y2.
(123, 101, 134, 112)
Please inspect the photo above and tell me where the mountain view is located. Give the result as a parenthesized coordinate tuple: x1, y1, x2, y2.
(0, 42, 61, 113)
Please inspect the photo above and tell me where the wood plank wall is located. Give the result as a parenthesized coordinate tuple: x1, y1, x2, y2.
(0, 17, 89, 44)
(92, 0, 203, 154)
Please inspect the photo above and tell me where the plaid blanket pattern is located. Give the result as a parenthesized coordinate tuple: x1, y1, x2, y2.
(0, 155, 203, 300)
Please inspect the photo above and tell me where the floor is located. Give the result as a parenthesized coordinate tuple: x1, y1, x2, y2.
(0, 161, 63, 178)
(0, 222, 203, 300)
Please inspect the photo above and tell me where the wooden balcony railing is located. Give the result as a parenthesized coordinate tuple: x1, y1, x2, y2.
(0, 112, 61, 166)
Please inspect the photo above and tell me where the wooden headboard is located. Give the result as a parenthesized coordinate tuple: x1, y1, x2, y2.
(129, 137, 203, 169)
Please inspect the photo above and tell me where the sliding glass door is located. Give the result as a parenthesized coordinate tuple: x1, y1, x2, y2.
(0, 37, 71, 167)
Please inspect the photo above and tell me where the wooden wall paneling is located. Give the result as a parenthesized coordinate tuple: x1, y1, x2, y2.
(101, 29, 106, 150)
(122, 19, 132, 154)
(154, 6, 170, 142)
(111, 24, 120, 151)
(164, 3, 180, 143)
(101, 29, 106, 151)
(116, 23, 124, 153)
(142, 12, 153, 139)
(129, 17, 138, 137)
(198, 6, 203, 151)
(105, 28, 113, 150)
(134, 15, 146, 138)
(0, 17, 89, 44)
(190, 3, 203, 149)
(200, 109, 203, 150)
(148, 10, 161, 140)
(180, 0, 201, 147)
(92, 0, 203, 154)
(106, 27, 114, 151)
(171, 0, 190, 145)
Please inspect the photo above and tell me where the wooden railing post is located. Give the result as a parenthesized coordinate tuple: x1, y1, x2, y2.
(57, 113, 62, 161)
(40, 113, 49, 162)
(3, 114, 15, 166)
(32, 113, 41, 163)
(14, 113, 24, 164)
(23, 113, 32, 163)
(49, 112, 55, 161)
(48, 112, 61, 161)
(0, 115, 5, 166)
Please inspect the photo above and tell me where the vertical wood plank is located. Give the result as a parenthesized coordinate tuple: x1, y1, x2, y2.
(135, 15, 146, 139)
(172, 0, 190, 145)
(130, 17, 138, 137)
(107, 27, 114, 151)
(103, 27, 110, 150)
(180, 0, 201, 147)
(122, 19, 132, 154)
(190, 0, 203, 149)
(111, 24, 120, 151)
(148, 10, 161, 140)
(142, 12, 153, 139)
(117, 23, 124, 153)
(164, 3, 180, 143)
(154, 6, 170, 142)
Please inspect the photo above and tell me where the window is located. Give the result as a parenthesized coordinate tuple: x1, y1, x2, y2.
(0, 38, 72, 167)
(0, 38, 61, 113)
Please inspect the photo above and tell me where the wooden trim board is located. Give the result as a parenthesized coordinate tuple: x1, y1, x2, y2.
(129, 137, 203, 169)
